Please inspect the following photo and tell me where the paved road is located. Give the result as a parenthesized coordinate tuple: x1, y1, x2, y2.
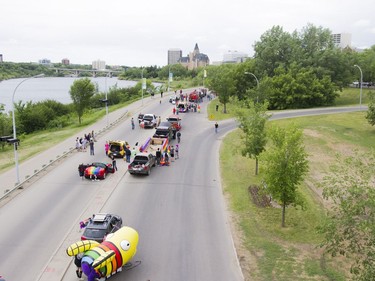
(0, 92, 243, 281)
(0, 96, 365, 281)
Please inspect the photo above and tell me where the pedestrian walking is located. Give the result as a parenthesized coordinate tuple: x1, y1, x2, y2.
(111, 155, 118, 171)
(215, 122, 219, 133)
(175, 144, 179, 159)
(131, 118, 135, 130)
(89, 138, 94, 155)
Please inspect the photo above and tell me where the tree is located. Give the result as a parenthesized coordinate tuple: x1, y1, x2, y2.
(260, 125, 309, 227)
(206, 64, 236, 113)
(235, 100, 270, 175)
(69, 78, 95, 124)
(319, 151, 375, 281)
(366, 91, 375, 126)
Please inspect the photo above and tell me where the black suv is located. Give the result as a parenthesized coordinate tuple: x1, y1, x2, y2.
(81, 213, 122, 243)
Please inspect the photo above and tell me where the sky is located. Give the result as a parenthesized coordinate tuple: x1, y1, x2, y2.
(1, 0, 374, 67)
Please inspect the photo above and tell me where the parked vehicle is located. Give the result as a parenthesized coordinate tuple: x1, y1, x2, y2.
(177, 102, 189, 113)
(140, 114, 159, 128)
(166, 114, 182, 131)
(108, 140, 128, 158)
(128, 153, 156, 176)
(81, 213, 122, 243)
(153, 122, 174, 141)
(84, 162, 115, 180)
(139, 136, 168, 155)
(189, 90, 199, 102)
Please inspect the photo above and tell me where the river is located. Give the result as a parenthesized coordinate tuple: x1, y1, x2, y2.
(0, 77, 142, 113)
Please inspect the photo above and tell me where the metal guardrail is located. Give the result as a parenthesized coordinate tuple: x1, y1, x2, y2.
(0, 110, 128, 201)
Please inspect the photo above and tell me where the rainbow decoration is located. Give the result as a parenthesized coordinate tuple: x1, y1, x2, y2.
(162, 138, 168, 152)
(139, 137, 151, 152)
(86, 166, 101, 176)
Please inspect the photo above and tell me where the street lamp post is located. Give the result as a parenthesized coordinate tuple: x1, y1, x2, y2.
(167, 65, 171, 92)
(354, 65, 363, 108)
(245, 72, 259, 103)
(141, 68, 145, 106)
(12, 74, 44, 185)
(105, 73, 109, 126)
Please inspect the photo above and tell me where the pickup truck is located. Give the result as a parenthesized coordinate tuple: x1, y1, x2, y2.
(139, 136, 168, 155)
(128, 153, 156, 175)
(140, 114, 160, 128)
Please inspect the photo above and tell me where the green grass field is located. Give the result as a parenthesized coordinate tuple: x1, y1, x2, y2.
(216, 105, 374, 280)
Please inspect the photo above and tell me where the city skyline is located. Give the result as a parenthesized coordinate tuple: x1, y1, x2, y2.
(1, 0, 374, 67)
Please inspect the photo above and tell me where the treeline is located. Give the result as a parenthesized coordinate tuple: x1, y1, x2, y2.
(205, 24, 375, 110)
(0, 79, 155, 139)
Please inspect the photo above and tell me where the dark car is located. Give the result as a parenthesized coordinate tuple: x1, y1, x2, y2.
(84, 162, 115, 180)
(154, 122, 175, 140)
(81, 213, 122, 243)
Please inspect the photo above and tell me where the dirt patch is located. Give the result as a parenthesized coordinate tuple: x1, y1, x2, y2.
(248, 185, 272, 208)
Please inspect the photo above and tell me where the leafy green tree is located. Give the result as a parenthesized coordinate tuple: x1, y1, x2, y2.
(260, 125, 309, 227)
(319, 151, 375, 281)
(206, 64, 236, 113)
(235, 100, 270, 175)
(69, 78, 95, 124)
(254, 25, 301, 77)
(365, 91, 375, 126)
(0, 104, 12, 138)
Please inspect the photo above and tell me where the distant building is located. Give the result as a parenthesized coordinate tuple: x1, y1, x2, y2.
(223, 50, 248, 63)
(92, 59, 106, 70)
(179, 43, 209, 70)
(332, 33, 352, 49)
(61, 58, 70, 65)
(168, 48, 182, 65)
(39, 58, 51, 66)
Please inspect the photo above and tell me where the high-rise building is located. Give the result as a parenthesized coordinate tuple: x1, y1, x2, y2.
(62, 58, 70, 65)
(168, 48, 182, 65)
(92, 59, 106, 70)
(332, 33, 352, 49)
(223, 50, 248, 63)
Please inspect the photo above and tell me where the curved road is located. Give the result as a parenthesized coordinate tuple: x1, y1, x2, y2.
(0, 95, 364, 281)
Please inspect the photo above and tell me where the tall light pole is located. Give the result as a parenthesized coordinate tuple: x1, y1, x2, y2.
(12, 74, 44, 185)
(167, 65, 172, 92)
(354, 65, 363, 108)
(245, 72, 259, 103)
(141, 68, 145, 106)
(105, 72, 109, 126)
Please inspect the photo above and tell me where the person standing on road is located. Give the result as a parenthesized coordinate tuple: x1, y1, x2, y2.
(175, 144, 179, 159)
(111, 155, 117, 171)
(215, 122, 219, 133)
(125, 147, 131, 163)
(105, 141, 109, 156)
(131, 118, 135, 130)
(89, 138, 95, 155)
(170, 146, 175, 162)
(156, 148, 162, 166)
(74, 253, 84, 280)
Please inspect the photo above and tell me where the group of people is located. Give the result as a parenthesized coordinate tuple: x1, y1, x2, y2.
(155, 144, 179, 166)
(75, 130, 96, 155)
